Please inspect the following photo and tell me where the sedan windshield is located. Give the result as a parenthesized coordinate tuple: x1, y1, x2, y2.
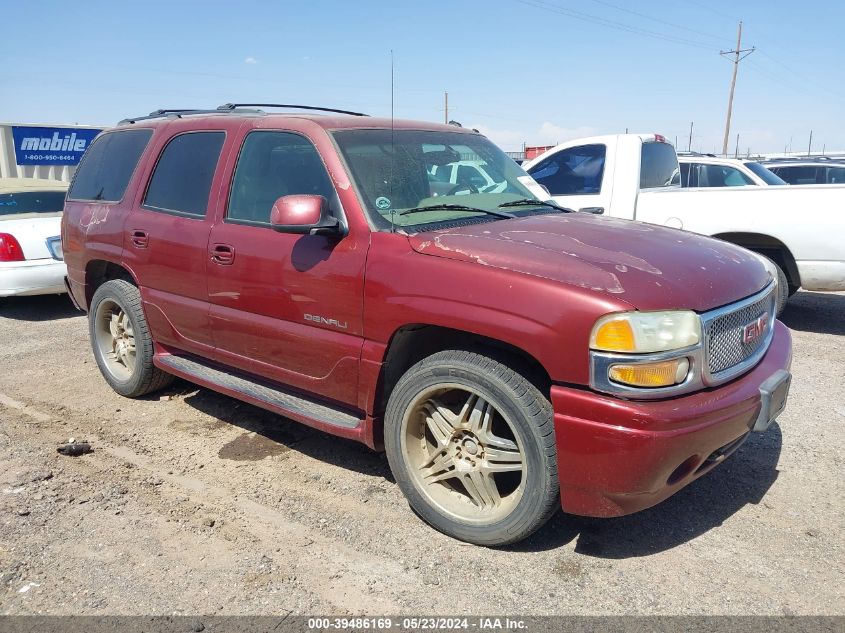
(0, 191, 66, 217)
(332, 129, 551, 231)
(744, 162, 787, 185)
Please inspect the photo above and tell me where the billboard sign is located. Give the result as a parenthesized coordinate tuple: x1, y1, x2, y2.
(12, 126, 102, 166)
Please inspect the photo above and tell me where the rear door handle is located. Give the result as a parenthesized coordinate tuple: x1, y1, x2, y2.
(210, 243, 235, 265)
(130, 230, 149, 248)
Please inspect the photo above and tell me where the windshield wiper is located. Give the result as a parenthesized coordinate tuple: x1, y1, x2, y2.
(497, 198, 573, 212)
(398, 204, 514, 219)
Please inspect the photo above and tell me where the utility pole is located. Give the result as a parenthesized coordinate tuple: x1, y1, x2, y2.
(721, 21, 755, 156)
(444, 91, 448, 125)
(807, 130, 813, 156)
(688, 122, 694, 152)
(735, 133, 740, 158)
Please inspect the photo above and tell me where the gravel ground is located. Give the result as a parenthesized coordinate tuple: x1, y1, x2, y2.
(0, 291, 842, 615)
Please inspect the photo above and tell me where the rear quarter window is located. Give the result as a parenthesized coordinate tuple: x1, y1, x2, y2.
(68, 129, 153, 202)
(640, 141, 680, 189)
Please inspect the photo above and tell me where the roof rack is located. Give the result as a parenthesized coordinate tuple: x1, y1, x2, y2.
(676, 151, 718, 157)
(119, 107, 262, 125)
(216, 103, 369, 117)
(762, 155, 845, 162)
(118, 103, 369, 126)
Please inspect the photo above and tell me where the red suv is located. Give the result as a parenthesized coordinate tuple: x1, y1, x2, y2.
(62, 104, 792, 546)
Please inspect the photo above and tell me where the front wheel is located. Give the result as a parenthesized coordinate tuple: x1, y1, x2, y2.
(384, 350, 559, 546)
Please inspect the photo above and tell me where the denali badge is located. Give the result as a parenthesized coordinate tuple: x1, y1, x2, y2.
(304, 314, 348, 329)
(742, 313, 769, 344)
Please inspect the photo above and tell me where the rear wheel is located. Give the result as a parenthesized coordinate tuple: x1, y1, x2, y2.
(384, 350, 559, 546)
(89, 279, 173, 397)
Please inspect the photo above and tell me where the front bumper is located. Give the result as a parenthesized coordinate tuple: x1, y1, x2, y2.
(0, 259, 67, 297)
(552, 320, 792, 517)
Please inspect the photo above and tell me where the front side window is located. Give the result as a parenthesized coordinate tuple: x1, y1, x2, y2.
(825, 166, 845, 184)
(640, 141, 680, 189)
(529, 144, 606, 195)
(143, 132, 225, 216)
(228, 131, 337, 224)
(68, 129, 152, 202)
(698, 164, 755, 187)
(332, 129, 548, 232)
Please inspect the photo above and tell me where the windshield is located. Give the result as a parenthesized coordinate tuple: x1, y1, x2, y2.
(0, 190, 66, 217)
(744, 162, 787, 185)
(332, 129, 550, 231)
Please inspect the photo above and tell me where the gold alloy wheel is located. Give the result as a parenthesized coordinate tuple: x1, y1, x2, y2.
(400, 385, 525, 523)
(93, 299, 137, 381)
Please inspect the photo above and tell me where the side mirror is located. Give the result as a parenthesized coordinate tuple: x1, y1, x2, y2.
(270, 195, 343, 236)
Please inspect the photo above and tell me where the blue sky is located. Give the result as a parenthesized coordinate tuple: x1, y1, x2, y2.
(2, 0, 843, 153)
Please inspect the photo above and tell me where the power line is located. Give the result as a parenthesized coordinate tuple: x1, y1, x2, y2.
(682, 0, 738, 22)
(585, 0, 732, 44)
(514, 0, 715, 50)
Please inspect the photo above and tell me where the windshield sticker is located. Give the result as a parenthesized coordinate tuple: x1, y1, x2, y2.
(375, 196, 392, 210)
(517, 175, 550, 200)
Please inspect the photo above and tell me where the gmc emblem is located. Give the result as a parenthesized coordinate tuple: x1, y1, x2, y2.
(742, 314, 769, 344)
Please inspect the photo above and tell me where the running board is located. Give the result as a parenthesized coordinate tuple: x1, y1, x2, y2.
(156, 354, 362, 431)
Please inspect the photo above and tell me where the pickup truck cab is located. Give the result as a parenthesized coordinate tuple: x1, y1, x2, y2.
(62, 108, 791, 545)
(524, 134, 845, 311)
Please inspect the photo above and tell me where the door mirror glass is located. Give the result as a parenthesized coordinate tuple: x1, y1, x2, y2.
(270, 194, 341, 236)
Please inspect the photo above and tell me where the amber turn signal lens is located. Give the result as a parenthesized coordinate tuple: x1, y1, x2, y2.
(592, 319, 636, 352)
(608, 358, 690, 388)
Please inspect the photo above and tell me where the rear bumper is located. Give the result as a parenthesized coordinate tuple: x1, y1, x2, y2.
(552, 321, 792, 517)
(796, 260, 845, 291)
(0, 259, 67, 297)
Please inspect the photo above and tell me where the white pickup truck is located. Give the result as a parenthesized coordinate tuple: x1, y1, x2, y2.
(522, 134, 845, 311)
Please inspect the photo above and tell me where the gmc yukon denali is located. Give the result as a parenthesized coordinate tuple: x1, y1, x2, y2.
(61, 105, 793, 546)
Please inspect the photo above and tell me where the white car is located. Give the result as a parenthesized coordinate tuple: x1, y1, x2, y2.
(760, 158, 845, 185)
(429, 160, 507, 194)
(678, 154, 787, 187)
(0, 178, 68, 299)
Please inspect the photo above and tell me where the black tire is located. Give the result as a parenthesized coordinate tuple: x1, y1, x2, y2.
(89, 279, 173, 397)
(384, 349, 559, 546)
(763, 256, 789, 316)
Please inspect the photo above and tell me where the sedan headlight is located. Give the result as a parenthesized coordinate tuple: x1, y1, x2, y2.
(590, 310, 701, 353)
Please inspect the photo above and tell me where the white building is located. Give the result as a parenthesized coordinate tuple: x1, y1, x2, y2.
(0, 122, 105, 182)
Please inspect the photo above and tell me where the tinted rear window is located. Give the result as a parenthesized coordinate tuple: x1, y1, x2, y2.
(143, 132, 225, 216)
(0, 191, 66, 216)
(640, 141, 680, 189)
(68, 129, 152, 202)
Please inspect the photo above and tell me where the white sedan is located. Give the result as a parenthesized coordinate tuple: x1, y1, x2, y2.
(0, 178, 68, 298)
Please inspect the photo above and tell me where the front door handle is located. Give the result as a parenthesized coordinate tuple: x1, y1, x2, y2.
(210, 243, 235, 265)
(579, 207, 605, 215)
(130, 230, 149, 248)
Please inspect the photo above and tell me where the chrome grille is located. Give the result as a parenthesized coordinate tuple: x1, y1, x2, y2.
(704, 287, 775, 375)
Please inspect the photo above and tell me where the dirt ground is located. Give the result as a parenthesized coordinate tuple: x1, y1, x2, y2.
(0, 291, 843, 616)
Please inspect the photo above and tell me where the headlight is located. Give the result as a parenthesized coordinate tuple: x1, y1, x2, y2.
(590, 310, 701, 353)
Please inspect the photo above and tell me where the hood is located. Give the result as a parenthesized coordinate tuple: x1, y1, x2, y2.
(407, 214, 770, 312)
